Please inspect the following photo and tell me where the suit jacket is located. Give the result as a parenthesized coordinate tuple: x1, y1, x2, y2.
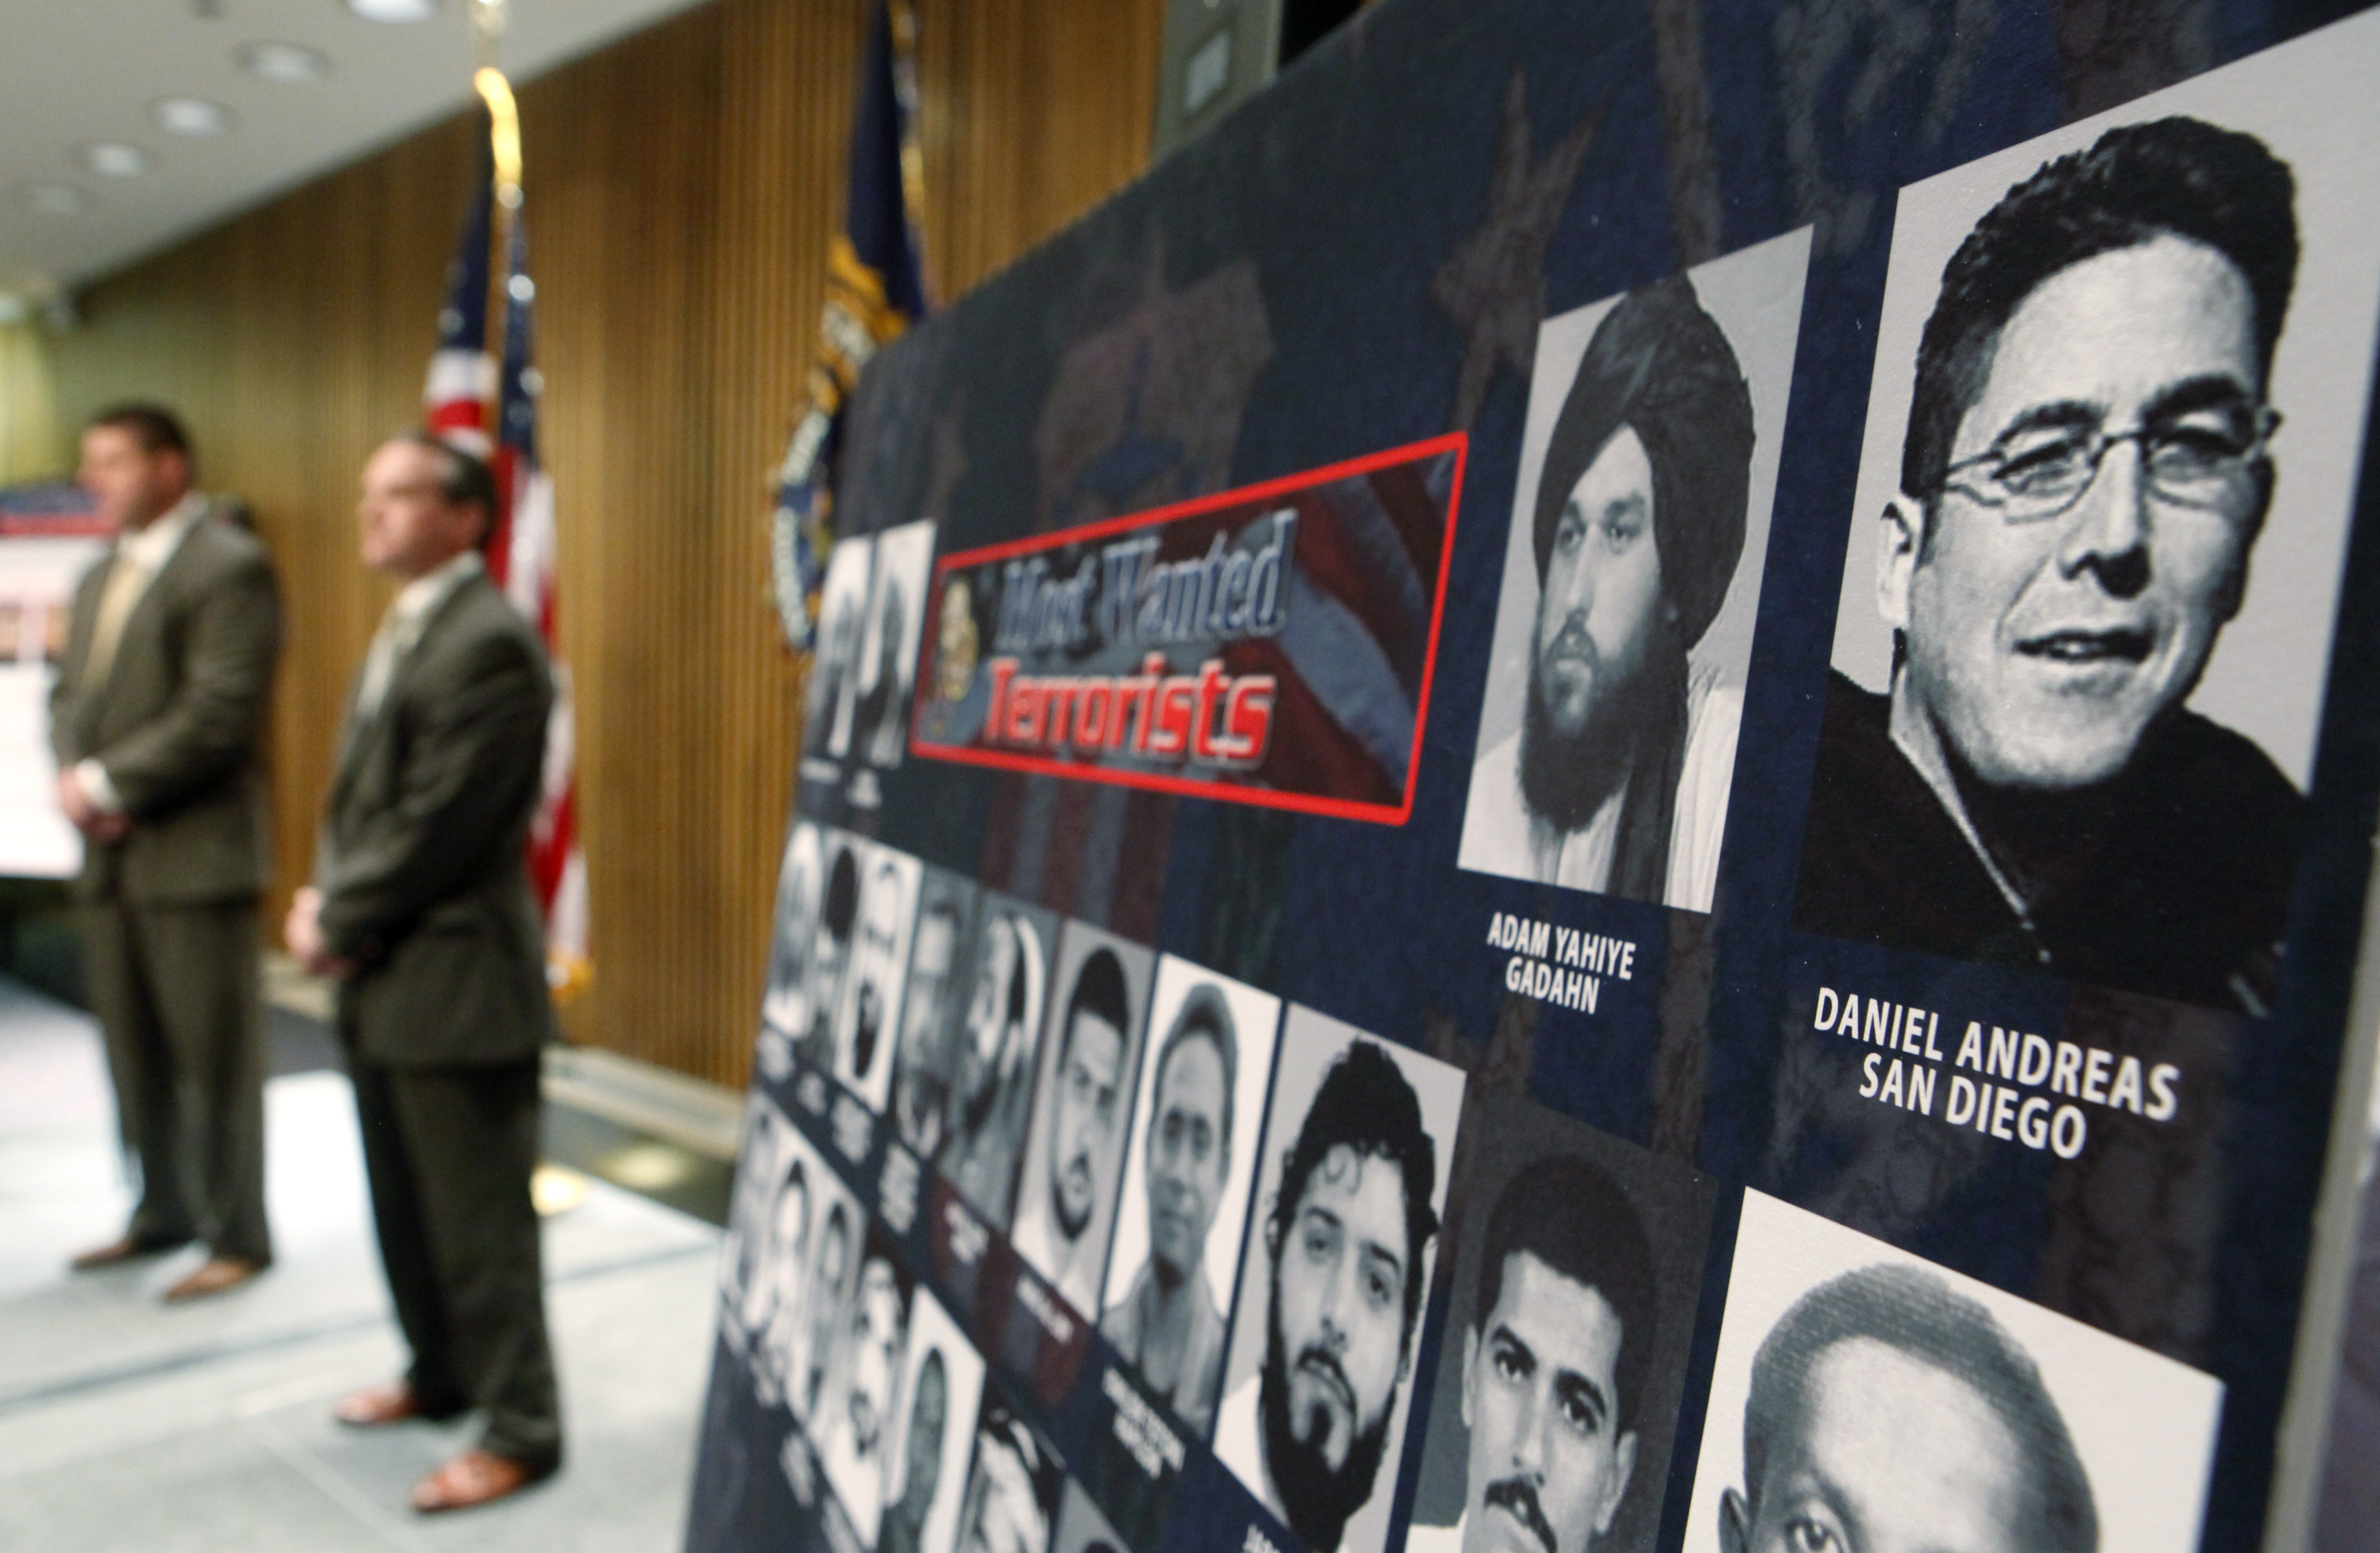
(318, 569, 558, 1067)
(50, 500, 281, 906)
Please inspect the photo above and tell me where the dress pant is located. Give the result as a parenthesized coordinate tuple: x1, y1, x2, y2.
(81, 897, 272, 1265)
(347, 1048, 562, 1471)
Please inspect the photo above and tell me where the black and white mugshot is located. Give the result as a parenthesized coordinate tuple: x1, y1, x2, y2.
(721, 1100, 799, 1354)
(727, 1126, 813, 1408)
(836, 848, 920, 1110)
(956, 1392, 1063, 1553)
(800, 836, 865, 1072)
(1407, 1156, 1655, 1553)
(934, 901, 1050, 1228)
(889, 872, 979, 1163)
(1457, 241, 1802, 913)
(1101, 963, 1279, 1439)
(1683, 1192, 2223, 1553)
(819, 1236, 915, 1546)
(1212, 1036, 1456, 1553)
(881, 1288, 987, 1553)
(1011, 930, 1151, 1316)
(805, 536, 876, 774)
(855, 519, 935, 771)
(759, 822, 824, 1081)
(1795, 115, 2313, 1011)
(1713, 1264, 2094, 1553)
(801, 1199, 860, 1427)
(882, 1347, 949, 1553)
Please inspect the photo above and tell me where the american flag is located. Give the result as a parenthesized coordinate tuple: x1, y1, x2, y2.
(425, 156, 590, 994)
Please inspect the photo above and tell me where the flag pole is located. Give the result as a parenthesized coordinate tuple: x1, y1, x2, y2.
(468, 0, 522, 421)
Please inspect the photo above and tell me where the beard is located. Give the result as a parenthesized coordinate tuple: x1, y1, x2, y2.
(1517, 620, 1671, 835)
(1053, 1158, 1093, 1241)
(1259, 1283, 1397, 1553)
(957, 1031, 1009, 1141)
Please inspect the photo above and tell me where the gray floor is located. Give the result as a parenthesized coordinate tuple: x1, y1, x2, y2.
(0, 977, 723, 1551)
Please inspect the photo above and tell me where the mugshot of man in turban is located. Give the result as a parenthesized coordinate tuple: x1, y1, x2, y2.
(1458, 275, 1756, 912)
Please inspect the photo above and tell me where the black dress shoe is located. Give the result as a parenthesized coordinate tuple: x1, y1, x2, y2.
(68, 1233, 190, 1271)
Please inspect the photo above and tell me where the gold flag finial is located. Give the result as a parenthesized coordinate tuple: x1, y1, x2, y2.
(467, 1, 521, 208)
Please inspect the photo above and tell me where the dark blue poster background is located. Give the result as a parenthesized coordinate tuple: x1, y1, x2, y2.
(690, 0, 2380, 1549)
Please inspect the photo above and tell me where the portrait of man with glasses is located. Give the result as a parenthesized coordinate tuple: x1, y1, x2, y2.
(1796, 114, 2310, 1012)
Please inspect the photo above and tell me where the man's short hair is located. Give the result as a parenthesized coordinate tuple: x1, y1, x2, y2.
(1061, 948, 1132, 1070)
(391, 430, 501, 547)
(1153, 983, 1239, 1155)
(1903, 115, 2298, 500)
(1474, 1154, 1655, 1430)
(825, 846, 861, 941)
(1266, 1040, 1439, 1343)
(1531, 274, 1754, 650)
(87, 403, 194, 471)
(1741, 1264, 2095, 1553)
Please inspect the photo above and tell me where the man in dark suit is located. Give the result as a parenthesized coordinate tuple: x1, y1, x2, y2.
(55, 404, 281, 1304)
(285, 430, 562, 1513)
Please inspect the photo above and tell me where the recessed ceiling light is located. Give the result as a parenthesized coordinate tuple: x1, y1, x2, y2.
(346, 0, 441, 20)
(78, 143, 157, 179)
(236, 40, 332, 83)
(153, 97, 236, 137)
(16, 183, 95, 216)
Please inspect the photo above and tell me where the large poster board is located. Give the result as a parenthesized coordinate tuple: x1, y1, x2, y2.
(690, 2, 2380, 1550)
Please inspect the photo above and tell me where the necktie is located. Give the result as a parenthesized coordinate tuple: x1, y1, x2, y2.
(81, 553, 152, 689)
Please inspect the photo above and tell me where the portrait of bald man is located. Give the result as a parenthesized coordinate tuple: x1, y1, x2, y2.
(1459, 234, 1808, 912)
(1683, 1190, 2224, 1553)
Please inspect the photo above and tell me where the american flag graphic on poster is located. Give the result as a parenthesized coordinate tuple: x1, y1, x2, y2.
(424, 156, 590, 994)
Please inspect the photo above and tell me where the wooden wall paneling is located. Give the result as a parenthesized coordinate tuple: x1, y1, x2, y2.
(44, 0, 1169, 1092)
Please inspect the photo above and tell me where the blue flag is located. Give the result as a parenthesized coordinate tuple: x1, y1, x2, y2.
(771, 0, 929, 651)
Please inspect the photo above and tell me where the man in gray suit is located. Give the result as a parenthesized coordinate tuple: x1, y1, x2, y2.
(285, 430, 561, 1513)
(56, 404, 280, 1304)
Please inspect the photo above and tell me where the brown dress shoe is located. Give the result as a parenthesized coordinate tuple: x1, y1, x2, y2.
(410, 1448, 549, 1513)
(69, 1233, 188, 1271)
(162, 1257, 263, 1304)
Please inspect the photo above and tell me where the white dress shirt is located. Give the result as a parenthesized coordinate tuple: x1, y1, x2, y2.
(74, 493, 208, 814)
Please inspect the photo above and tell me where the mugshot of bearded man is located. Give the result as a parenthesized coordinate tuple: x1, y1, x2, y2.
(1213, 1042, 1439, 1552)
(801, 1202, 856, 1424)
(937, 909, 1043, 1226)
(1460, 274, 1754, 912)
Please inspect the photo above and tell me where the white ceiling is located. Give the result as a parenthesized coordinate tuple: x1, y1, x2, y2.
(0, 0, 714, 304)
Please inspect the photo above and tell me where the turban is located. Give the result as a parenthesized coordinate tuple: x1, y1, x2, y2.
(1531, 274, 1754, 649)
